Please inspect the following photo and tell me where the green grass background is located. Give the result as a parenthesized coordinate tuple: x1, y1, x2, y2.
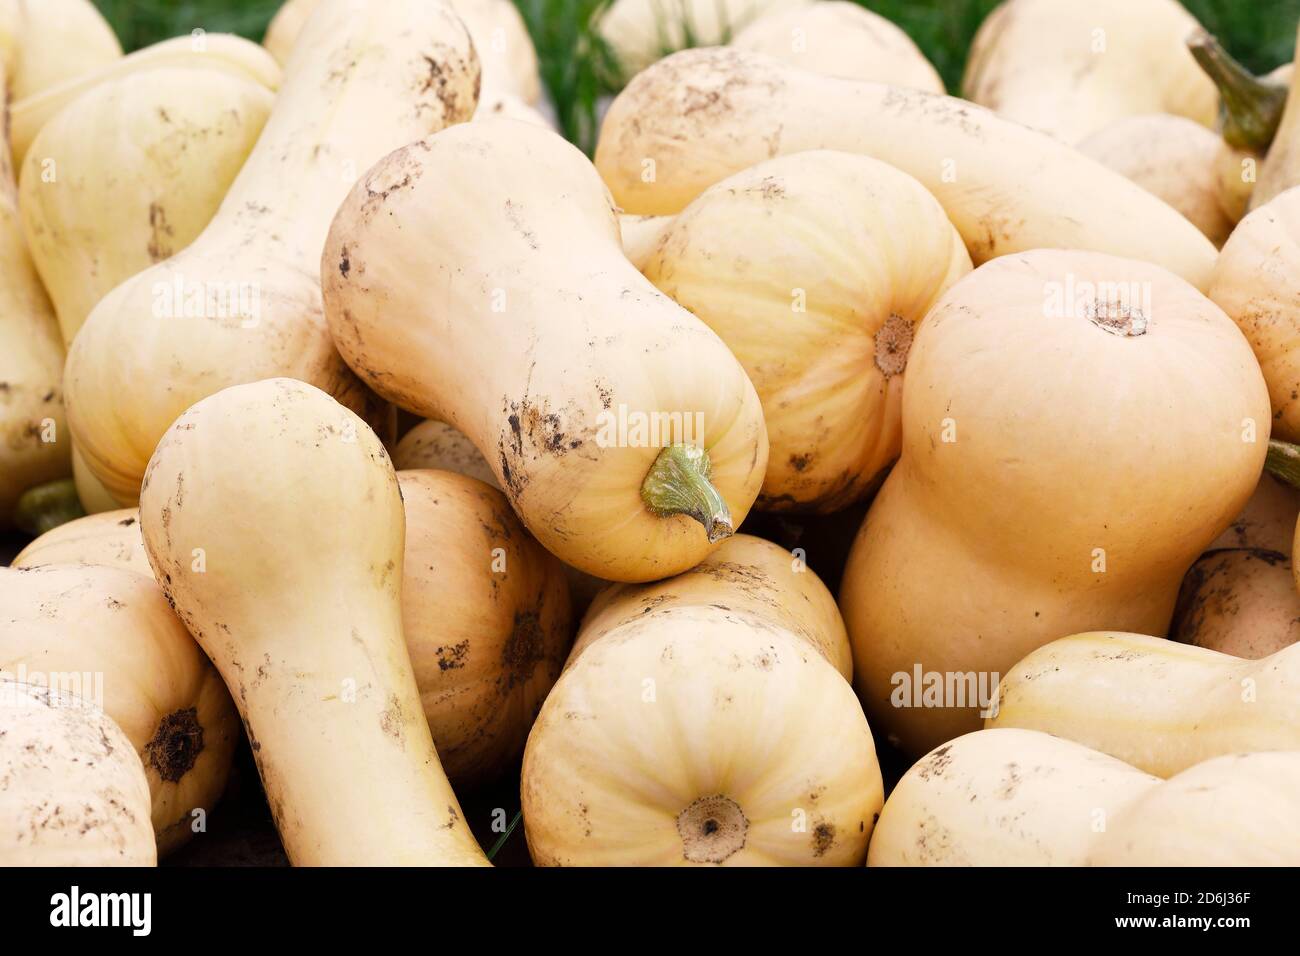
(94, 0, 1300, 151)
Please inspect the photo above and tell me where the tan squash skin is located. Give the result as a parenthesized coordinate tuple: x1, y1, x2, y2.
(20, 68, 275, 346)
(731, 1, 943, 92)
(394, 421, 501, 488)
(619, 213, 674, 270)
(0, 565, 238, 855)
(522, 535, 880, 866)
(0, 0, 121, 102)
(1252, 24, 1300, 210)
(643, 151, 971, 512)
(1209, 186, 1300, 443)
(66, 0, 480, 506)
(868, 729, 1160, 867)
(1170, 548, 1300, 658)
(0, 679, 155, 866)
(961, 0, 1216, 144)
(1079, 114, 1235, 247)
(987, 631, 1300, 777)
(1209, 472, 1298, 553)
(322, 120, 768, 583)
(840, 250, 1269, 756)
(594, 48, 1218, 291)
(398, 470, 571, 789)
(140, 378, 488, 866)
(12, 508, 151, 576)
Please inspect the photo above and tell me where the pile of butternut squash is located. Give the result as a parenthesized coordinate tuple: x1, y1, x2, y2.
(2, 0, 1299, 869)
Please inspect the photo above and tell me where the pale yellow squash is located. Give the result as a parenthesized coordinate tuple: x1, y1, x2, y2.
(987, 631, 1300, 777)
(12, 508, 151, 576)
(0, 565, 238, 855)
(140, 378, 488, 866)
(322, 119, 767, 582)
(619, 213, 674, 270)
(642, 151, 970, 511)
(522, 535, 880, 866)
(731, 1, 943, 92)
(962, 0, 1216, 143)
(0, 679, 155, 866)
(840, 250, 1268, 756)
(66, 0, 480, 506)
(1170, 548, 1300, 658)
(393, 421, 501, 488)
(0, 0, 121, 101)
(594, 48, 1218, 289)
(1252, 23, 1300, 209)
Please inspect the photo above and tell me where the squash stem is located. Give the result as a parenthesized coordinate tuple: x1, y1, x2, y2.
(13, 479, 86, 537)
(641, 443, 733, 543)
(1188, 30, 1288, 151)
(1265, 439, 1300, 490)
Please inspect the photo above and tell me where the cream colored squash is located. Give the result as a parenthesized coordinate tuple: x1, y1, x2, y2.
(398, 470, 571, 788)
(0, 0, 121, 101)
(322, 119, 767, 582)
(12, 508, 150, 576)
(1170, 549, 1300, 658)
(987, 631, 1300, 777)
(619, 213, 674, 270)
(1252, 23, 1300, 209)
(1087, 751, 1300, 866)
(475, 90, 554, 129)
(643, 151, 970, 511)
(394, 421, 501, 487)
(599, 0, 807, 78)
(1078, 114, 1235, 246)
(140, 378, 488, 866)
(1209, 187, 1300, 442)
(0, 565, 238, 855)
(20, 68, 275, 345)
(10, 34, 280, 167)
(66, 0, 480, 506)
(840, 250, 1268, 756)
(263, 0, 317, 64)
(1210, 472, 1298, 553)
(868, 729, 1159, 867)
(594, 48, 1218, 290)
(0, 679, 154, 866)
(731, 1, 943, 92)
(961, 0, 1216, 144)
(522, 534, 880, 866)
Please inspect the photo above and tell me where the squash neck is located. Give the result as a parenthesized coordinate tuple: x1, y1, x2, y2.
(1188, 30, 1288, 151)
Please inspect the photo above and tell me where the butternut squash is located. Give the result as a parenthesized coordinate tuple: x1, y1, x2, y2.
(20, 68, 274, 345)
(1171, 548, 1300, 658)
(1251, 23, 1300, 209)
(839, 249, 1268, 756)
(65, 0, 480, 506)
(0, 678, 155, 866)
(594, 48, 1218, 290)
(393, 421, 500, 488)
(642, 150, 970, 512)
(1078, 115, 1235, 246)
(619, 213, 674, 270)
(1210, 472, 1299, 553)
(521, 534, 880, 865)
(322, 119, 768, 582)
(961, 0, 1216, 144)
(397, 470, 571, 788)
(12, 508, 151, 577)
(0, 0, 121, 102)
(0, 565, 238, 855)
(10, 34, 280, 167)
(140, 378, 488, 866)
(731, 1, 943, 92)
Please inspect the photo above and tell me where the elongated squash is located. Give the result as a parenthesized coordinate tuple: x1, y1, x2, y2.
(840, 250, 1268, 756)
(12, 508, 151, 576)
(141, 378, 489, 866)
(642, 151, 970, 511)
(0, 565, 238, 855)
(731, 1, 943, 92)
(0, 0, 121, 101)
(322, 119, 767, 582)
(0, 679, 154, 866)
(987, 631, 1300, 777)
(66, 0, 480, 506)
(594, 48, 1218, 290)
(1252, 23, 1300, 209)
(522, 535, 880, 865)
(961, 0, 1215, 143)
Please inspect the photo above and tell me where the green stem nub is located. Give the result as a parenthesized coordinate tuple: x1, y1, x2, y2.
(641, 443, 733, 543)
(1188, 29, 1289, 151)
(14, 479, 86, 537)
(1265, 439, 1300, 491)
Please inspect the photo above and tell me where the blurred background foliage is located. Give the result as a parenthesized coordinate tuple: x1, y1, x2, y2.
(94, 0, 1300, 150)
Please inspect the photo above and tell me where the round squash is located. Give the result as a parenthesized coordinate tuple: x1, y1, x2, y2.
(12, 508, 151, 576)
(322, 119, 768, 582)
(65, 0, 479, 506)
(521, 534, 880, 866)
(840, 249, 1269, 756)
(141, 378, 488, 866)
(1170, 548, 1300, 658)
(987, 631, 1300, 777)
(642, 150, 970, 512)
(731, 1, 943, 92)
(0, 678, 154, 866)
(0, 565, 239, 855)
(961, 0, 1216, 143)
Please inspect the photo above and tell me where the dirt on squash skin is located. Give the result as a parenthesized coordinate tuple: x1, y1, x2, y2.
(145, 707, 204, 783)
(1169, 547, 1288, 644)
